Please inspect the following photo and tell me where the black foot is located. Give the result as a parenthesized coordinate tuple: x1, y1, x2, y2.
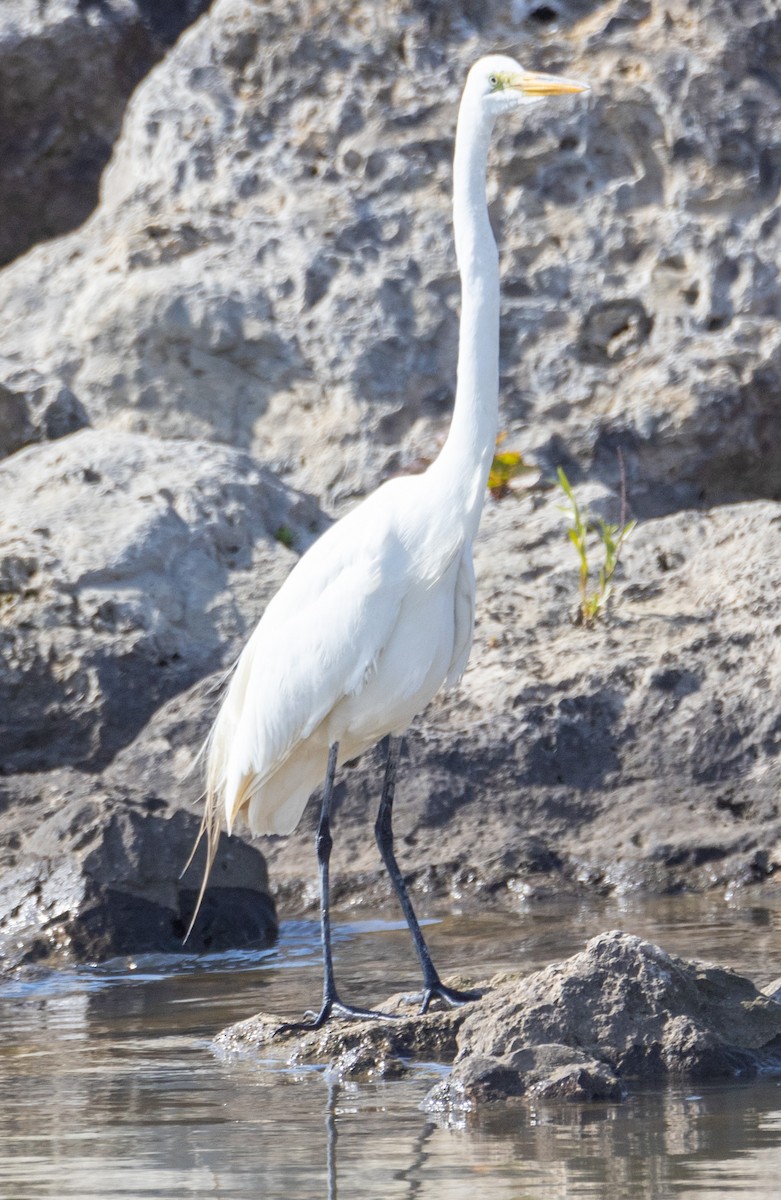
(411, 980, 481, 1015)
(276, 995, 396, 1034)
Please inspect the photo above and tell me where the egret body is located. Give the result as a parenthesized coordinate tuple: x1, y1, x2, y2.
(196, 55, 588, 1026)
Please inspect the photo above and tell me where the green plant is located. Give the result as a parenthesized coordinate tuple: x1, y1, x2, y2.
(557, 466, 636, 625)
(273, 524, 296, 550)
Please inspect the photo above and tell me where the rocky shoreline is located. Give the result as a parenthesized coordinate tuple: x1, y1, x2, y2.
(1, 0, 780, 973)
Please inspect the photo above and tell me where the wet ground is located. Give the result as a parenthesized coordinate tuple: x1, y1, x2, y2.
(1, 891, 780, 1199)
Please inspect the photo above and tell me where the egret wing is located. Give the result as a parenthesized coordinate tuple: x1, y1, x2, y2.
(221, 514, 410, 821)
(445, 545, 476, 686)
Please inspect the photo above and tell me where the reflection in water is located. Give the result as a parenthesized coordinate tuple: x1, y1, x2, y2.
(0, 892, 779, 1198)
(326, 1080, 338, 1200)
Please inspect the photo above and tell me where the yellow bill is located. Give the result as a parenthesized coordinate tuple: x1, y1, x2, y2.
(512, 71, 590, 96)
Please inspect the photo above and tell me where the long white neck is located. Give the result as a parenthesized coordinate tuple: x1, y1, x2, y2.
(429, 96, 499, 541)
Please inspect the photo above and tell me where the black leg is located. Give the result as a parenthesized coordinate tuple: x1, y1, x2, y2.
(375, 736, 479, 1014)
(278, 742, 392, 1032)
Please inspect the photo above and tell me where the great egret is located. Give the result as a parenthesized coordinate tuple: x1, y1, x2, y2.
(194, 55, 589, 1028)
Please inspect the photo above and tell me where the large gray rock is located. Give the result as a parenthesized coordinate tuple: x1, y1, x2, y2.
(0, 0, 778, 508)
(3, 462, 777, 966)
(428, 931, 781, 1108)
(0, 424, 329, 967)
(214, 931, 781, 1105)
(0, 428, 327, 772)
(0, 0, 211, 266)
(0, 799, 277, 970)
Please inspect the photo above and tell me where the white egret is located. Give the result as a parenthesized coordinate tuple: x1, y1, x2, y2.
(194, 54, 589, 1028)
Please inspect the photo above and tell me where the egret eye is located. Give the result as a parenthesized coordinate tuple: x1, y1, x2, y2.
(488, 74, 499, 89)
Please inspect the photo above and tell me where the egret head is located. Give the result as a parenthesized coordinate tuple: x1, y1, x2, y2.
(467, 53, 589, 117)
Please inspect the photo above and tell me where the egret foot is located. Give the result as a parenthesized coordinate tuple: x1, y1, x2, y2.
(413, 980, 481, 1015)
(277, 996, 396, 1034)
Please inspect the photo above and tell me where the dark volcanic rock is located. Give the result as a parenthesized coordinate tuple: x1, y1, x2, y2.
(215, 933, 781, 1109)
(0, 804, 277, 971)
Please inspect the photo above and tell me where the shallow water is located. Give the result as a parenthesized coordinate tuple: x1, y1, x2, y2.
(1, 891, 780, 1200)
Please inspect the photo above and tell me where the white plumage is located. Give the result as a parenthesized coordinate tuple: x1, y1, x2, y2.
(208, 476, 475, 838)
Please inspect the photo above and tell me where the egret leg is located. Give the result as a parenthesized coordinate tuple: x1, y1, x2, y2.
(375, 736, 480, 1014)
(278, 741, 392, 1032)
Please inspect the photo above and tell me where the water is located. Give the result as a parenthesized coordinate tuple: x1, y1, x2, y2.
(1, 891, 780, 1199)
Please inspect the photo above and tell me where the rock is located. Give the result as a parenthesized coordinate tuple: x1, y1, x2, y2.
(428, 931, 781, 1111)
(1, 0, 781, 959)
(432, 1046, 625, 1105)
(214, 932, 781, 1107)
(0, 360, 89, 459)
(0, 0, 779, 508)
(3, 477, 776, 964)
(526, 1058, 625, 1103)
(0, 0, 211, 266)
(0, 426, 325, 966)
(214, 991, 467, 1081)
(0, 427, 328, 773)
(6, 482, 772, 920)
(255, 494, 781, 906)
(0, 801, 277, 971)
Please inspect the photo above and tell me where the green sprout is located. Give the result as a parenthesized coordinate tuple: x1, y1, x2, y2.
(273, 524, 296, 550)
(557, 465, 636, 626)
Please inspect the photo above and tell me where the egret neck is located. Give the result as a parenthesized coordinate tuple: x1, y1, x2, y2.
(431, 97, 500, 542)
